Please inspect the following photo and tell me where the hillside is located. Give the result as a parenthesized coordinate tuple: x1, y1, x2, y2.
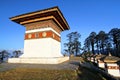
(0, 57, 117, 80)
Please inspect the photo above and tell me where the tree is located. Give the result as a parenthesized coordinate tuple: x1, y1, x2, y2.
(95, 34, 100, 54)
(84, 37, 91, 52)
(89, 32, 96, 54)
(73, 37, 81, 56)
(0, 50, 9, 62)
(64, 32, 74, 56)
(83, 28, 120, 56)
(109, 28, 120, 56)
(64, 32, 81, 56)
(97, 31, 108, 54)
(13, 50, 22, 58)
(105, 39, 112, 54)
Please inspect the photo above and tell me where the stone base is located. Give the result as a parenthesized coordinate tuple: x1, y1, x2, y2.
(8, 57, 69, 64)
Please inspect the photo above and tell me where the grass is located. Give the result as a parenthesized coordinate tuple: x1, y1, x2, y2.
(70, 57, 81, 61)
(0, 66, 112, 80)
(77, 66, 107, 80)
(0, 68, 77, 80)
(0, 57, 115, 80)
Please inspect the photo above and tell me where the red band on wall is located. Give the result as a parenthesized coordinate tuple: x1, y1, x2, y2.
(25, 30, 60, 42)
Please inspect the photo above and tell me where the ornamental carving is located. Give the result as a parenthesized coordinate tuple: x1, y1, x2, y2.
(28, 34, 32, 38)
(42, 32, 47, 37)
(52, 33, 55, 38)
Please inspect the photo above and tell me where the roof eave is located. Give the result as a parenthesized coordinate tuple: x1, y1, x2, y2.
(10, 6, 70, 30)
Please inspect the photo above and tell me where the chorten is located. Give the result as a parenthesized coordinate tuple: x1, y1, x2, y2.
(8, 6, 70, 64)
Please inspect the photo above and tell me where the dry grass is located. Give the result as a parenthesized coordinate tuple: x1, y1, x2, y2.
(70, 56, 81, 61)
(0, 68, 77, 80)
(0, 57, 114, 80)
(77, 66, 107, 80)
(0, 66, 109, 80)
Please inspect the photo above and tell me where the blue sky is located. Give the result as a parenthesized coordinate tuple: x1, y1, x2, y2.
(0, 0, 120, 51)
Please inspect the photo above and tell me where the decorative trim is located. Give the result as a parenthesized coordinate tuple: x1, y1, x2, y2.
(25, 30, 60, 42)
(42, 32, 47, 37)
(107, 66, 120, 69)
(25, 27, 60, 37)
(28, 34, 32, 38)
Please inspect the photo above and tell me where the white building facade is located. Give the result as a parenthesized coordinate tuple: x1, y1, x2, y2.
(8, 7, 70, 64)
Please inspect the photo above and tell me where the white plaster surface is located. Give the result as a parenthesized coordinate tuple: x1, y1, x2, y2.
(108, 69, 120, 77)
(21, 38, 62, 58)
(107, 63, 120, 77)
(107, 63, 118, 66)
(98, 63, 105, 68)
(8, 57, 69, 64)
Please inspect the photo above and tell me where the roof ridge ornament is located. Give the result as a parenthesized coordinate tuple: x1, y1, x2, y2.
(108, 52, 112, 56)
(99, 53, 101, 55)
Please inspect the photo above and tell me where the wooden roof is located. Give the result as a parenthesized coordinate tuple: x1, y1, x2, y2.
(10, 6, 70, 31)
(104, 56, 120, 63)
(95, 54, 106, 60)
(103, 53, 120, 63)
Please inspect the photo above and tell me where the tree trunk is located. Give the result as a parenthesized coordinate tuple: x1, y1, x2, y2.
(91, 44, 95, 54)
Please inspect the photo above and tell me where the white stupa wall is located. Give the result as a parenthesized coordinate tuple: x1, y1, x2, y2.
(21, 38, 62, 58)
(8, 7, 70, 64)
(20, 27, 62, 58)
(98, 60, 105, 68)
(107, 63, 120, 77)
(8, 27, 69, 64)
(51, 38, 62, 57)
(98, 62, 105, 68)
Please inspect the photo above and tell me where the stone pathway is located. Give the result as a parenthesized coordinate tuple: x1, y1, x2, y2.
(0, 60, 79, 72)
